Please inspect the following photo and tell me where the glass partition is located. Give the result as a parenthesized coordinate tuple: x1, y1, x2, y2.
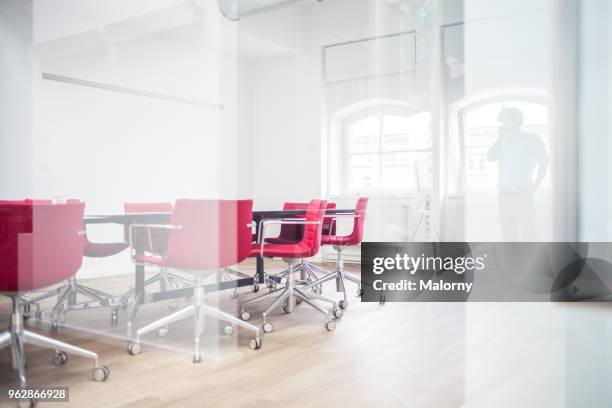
(1, 0, 611, 405)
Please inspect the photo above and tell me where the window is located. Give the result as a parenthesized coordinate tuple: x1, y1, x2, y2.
(344, 109, 432, 193)
(462, 100, 551, 192)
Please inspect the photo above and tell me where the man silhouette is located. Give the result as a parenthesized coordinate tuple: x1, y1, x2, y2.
(487, 107, 548, 241)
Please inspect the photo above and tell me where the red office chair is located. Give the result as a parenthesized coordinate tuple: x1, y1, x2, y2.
(22, 198, 128, 256)
(124, 202, 173, 255)
(239, 199, 341, 333)
(122, 202, 191, 309)
(219, 199, 301, 299)
(16, 199, 128, 326)
(0, 201, 109, 389)
(301, 197, 369, 310)
(75, 211, 129, 323)
(125, 199, 261, 363)
(264, 202, 337, 290)
(265, 202, 337, 245)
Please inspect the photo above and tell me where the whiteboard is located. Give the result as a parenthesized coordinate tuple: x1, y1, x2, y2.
(324, 32, 416, 83)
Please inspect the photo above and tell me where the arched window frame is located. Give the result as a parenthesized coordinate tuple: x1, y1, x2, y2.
(446, 88, 554, 197)
(331, 103, 433, 196)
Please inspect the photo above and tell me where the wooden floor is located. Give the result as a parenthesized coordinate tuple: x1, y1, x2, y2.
(0, 259, 603, 407)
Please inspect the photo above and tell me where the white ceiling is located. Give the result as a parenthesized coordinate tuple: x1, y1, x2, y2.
(33, 0, 305, 62)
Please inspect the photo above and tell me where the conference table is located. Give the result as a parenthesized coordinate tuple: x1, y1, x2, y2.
(83, 208, 354, 314)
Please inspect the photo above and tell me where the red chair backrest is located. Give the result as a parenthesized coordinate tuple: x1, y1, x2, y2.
(296, 199, 328, 258)
(0, 202, 85, 293)
(321, 202, 336, 237)
(278, 202, 336, 242)
(278, 202, 307, 242)
(0, 200, 29, 205)
(346, 197, 369, 245)
(163, 199, 253, 270)
(124, 202, 173, 254)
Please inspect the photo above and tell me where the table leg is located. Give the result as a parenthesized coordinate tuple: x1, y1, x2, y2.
(253, 215, 265, 284)
(257, 256, 264, 284)
(134, 230, 145, 305)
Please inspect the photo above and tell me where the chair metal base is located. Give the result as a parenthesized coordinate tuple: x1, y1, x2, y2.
(24, 276, 121, 328)
(219, 268, 253, 298)
(301, 246, 362, 309)
(125, 269, 214, 339)
(221, 267, 260, 294)
(42, 268, 194, 332)
(239, 260, 340, 332)
(1, 297, 109, 390)
(121, 268, 194, 307)
(269, 260, 323, 287)
(127, 275, 262, 362)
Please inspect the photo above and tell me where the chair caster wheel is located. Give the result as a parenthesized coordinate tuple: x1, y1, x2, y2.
(229, 290, 239, 299)
(193, 356, 202, 364)
(127, 342, 142, 355)
(333, 308, 344, 319)
(111, 313, 119, 326)
(295, 297, 303, 305)
(283, 303, 290, 314)
(249, 337, 262, 350)
(224, 325, 235, 336)
(168, 301, 178, 311)
(339, 300, 348, 310)
(240, 311, 250, 321)
(252, 285, 259, 293)
(158, 327, 169, 338)
(379, 295, 386, 305)
(325, 319, 336, 332)
(49, 321, 59, 332)
(52, 351, 68, 366)
(93, 366, 110, 382)
(262, 322, 273, 333)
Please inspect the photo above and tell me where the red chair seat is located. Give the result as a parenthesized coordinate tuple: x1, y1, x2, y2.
(320, 197, 368, 248)
(264, 237, 299, 245)
(250, 200, 327, 260)
(133, 254, 165, 266)
(84, 242, 129, 258)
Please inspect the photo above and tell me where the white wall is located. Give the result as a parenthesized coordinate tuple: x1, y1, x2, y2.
(0, 0, 33, 198)
(236, 4, 310, 210)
